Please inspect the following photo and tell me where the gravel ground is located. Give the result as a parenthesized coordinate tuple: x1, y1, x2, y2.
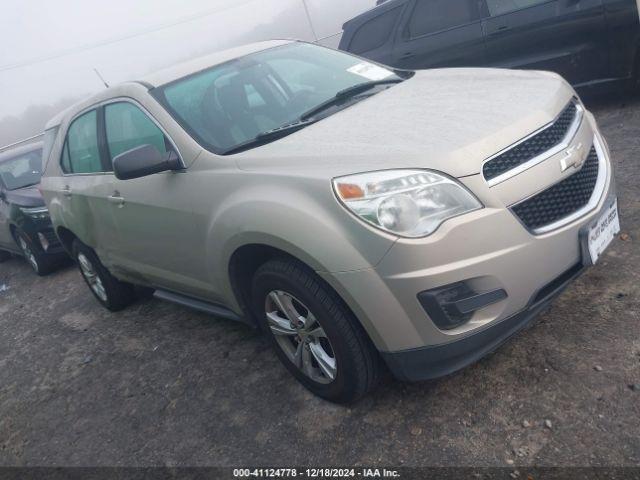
(0, 93, 639, 468)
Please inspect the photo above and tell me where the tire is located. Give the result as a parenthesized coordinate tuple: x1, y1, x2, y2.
(251, 258, 380, 403)
(72, 239, 136, 311)
(14, 230, 57, 276)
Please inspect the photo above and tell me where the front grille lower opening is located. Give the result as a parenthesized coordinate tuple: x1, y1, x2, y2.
(511, 146, 599, 232)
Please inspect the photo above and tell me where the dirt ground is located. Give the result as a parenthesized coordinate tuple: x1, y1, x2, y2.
(0, 93, 639, 468)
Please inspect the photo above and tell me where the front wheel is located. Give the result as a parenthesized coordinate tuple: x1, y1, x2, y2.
(72, 240, 136, 312)
(252, 258, 380, 403)
(15, 231, 56, 276)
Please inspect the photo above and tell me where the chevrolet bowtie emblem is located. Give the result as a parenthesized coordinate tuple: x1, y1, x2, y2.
(560, 143, 585, 172)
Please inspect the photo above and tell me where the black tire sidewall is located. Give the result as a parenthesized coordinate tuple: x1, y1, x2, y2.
(72, 240, 134, 311)
(251, 261, 371, 402)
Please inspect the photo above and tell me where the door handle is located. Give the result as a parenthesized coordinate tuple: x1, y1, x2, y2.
(400, 52, 415, 59)
(487, 25, 511, 37)
(62, 186, 72, 198)
(108, 193, 125, 207)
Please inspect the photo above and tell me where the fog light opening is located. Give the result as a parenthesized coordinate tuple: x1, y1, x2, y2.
(417, 282, 507, 331)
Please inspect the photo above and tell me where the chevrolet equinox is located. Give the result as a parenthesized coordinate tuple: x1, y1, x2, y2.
(40, 41, 619, 402)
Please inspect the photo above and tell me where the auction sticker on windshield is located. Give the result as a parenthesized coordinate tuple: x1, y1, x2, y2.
(347, 62, 394, 81)
(586, 199, 620, 265)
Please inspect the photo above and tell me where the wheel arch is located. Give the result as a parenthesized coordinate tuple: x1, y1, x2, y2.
(227, 242, 327, 326)
(55, 226, 78, 256)
(226, 242, 378, 352)
(9, 223, 30, 249)
(9, 223, 19, 243)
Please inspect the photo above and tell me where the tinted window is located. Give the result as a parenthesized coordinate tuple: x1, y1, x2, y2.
(156, 43, 401, 154)
(408, 0, 479, 37)
(105, 102, 169, 162)
(349, 7, 403, 54)
(486, 0, 549, 16)
(64, 110, 102, 174)
(0, 149, 43, 190)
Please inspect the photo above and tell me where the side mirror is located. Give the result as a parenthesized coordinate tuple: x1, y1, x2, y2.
(113, 144, 182, 181)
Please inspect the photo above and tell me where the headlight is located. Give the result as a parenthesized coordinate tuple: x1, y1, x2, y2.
(20, 206, 49, 220)
(333, 169, 482, 238)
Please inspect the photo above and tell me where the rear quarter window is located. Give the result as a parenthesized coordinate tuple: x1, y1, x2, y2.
(348, 6, 403, 54)
(41, 127, 59, 171)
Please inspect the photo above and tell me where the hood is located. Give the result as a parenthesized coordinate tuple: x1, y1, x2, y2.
(234, 68, 575, 178)
(4, 185, 45, 208)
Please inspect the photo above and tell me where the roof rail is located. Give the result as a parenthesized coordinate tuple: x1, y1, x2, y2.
(0, 133, 44, 153)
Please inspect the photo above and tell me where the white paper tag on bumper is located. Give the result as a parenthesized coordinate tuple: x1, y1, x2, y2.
(347, 62, 395, 81)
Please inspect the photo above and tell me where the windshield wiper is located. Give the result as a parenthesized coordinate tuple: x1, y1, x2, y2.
(222, 119, 318, 155)
(221, 79, 402, 155)
(15, 182, 40, 190)
(300, 78, 403, 122)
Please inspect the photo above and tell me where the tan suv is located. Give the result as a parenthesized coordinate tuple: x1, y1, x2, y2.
(40, 41, 619, 402)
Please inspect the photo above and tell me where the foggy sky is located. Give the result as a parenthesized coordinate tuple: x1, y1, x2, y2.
(0, 0, 375, 123)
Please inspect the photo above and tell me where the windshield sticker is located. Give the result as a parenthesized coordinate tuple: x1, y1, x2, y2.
(347, 62, 394, 81)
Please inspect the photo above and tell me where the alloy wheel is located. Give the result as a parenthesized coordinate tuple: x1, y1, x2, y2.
(18, 236, 38, 272)
(265, 290, 337, 384)
(77, 253, 108, 302)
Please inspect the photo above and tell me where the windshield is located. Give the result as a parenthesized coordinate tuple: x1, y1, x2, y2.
(0, 149, 43, 190)
(153, 43, 405, 154)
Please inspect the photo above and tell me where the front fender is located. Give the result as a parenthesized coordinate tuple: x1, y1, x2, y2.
(203, 178, 397, 309)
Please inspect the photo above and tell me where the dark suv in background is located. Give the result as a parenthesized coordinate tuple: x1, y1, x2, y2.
(340, 0, 639, 90)
(0, 142, 67, 275)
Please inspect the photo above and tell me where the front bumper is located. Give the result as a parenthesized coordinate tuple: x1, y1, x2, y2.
(33, 227, 66, 256)
(380, 261, 584, 381)
(319, 120, 616, 381)
(20, 218, 66, 256)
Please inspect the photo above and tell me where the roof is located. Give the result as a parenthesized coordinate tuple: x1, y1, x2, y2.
(45, 40, 293, 131)
(0, 141, 43, 164)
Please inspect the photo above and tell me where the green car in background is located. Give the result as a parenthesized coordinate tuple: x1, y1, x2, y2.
(0, 142, 68, 275)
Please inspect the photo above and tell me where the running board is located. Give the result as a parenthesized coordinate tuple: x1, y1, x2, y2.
(153, 289, 245, 323)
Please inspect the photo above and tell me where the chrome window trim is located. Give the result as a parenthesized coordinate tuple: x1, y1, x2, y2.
(510, 135, 608, 236)
(483, 100, 584, 187)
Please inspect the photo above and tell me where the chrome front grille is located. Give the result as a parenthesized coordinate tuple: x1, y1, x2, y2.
(483, 100, 583, 186)
(510, 136, 608, 234)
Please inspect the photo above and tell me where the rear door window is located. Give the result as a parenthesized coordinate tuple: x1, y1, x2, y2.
(64, 110, 102, 174)
(408, 0, 481, 37)
(349, 6, 403, 54)
(104, 102, 169, 163)
(485, 0, 550, 16)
